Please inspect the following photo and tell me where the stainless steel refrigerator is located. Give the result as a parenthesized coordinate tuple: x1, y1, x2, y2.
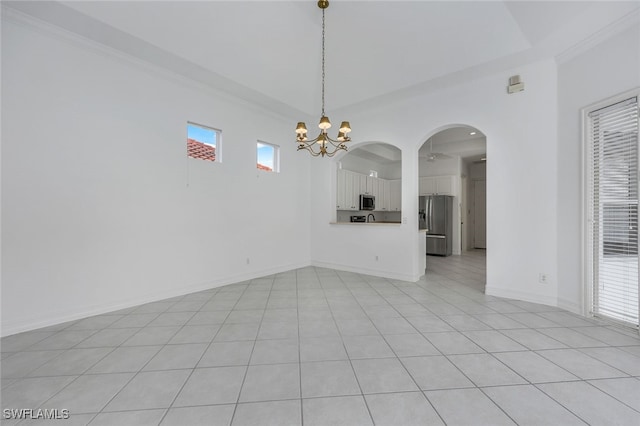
(419, 195, 453, 256)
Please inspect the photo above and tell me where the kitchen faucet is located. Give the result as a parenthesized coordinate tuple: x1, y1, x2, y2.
(367, 214, 375, 223)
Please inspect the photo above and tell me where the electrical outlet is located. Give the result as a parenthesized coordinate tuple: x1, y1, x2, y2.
(538, 273, 548, 284)
(246, 258, 250, 265)
(375, 255, 379, 261)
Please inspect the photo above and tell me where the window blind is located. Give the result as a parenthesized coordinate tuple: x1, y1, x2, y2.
(589, 96, 639, 328)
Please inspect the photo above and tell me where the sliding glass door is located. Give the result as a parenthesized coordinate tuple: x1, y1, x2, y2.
(587, 94, 639, 329)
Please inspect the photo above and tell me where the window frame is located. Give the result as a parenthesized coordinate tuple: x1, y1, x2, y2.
(256, 140, 280, 173)
(187, 121, 222, 163)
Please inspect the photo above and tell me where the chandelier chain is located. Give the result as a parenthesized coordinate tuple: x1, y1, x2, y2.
(294, 1, 351, 157)
(321, 7, 325, 117)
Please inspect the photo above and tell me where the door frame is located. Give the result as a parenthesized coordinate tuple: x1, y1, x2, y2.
(582, 87, 640, 328)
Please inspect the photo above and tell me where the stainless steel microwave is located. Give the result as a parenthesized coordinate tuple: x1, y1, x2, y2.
(359, 194, 375, 210)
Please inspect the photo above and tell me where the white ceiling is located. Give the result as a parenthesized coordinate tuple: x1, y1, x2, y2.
(418, 126, 487, 160)
(5, 1, 639, 120)
(349, 143, 402, 165)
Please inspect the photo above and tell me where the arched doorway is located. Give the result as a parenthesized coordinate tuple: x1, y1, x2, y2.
(418, 125, 487, 291)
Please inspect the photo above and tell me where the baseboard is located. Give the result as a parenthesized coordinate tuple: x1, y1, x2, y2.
(311, 261, 420, 282)
(1, 261, 310, 337)
(485, 285, 558, 307)
(557, 297, 583, 315)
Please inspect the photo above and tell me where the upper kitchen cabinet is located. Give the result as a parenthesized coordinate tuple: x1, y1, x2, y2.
(336, 169, 361, 210)
(419, 175, 458, 196)
(389, 180, 401, 211)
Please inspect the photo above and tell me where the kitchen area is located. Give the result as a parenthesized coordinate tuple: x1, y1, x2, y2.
(418, 127, 487, 257)
(335, 143, 402, 225)
(334, 130, 486, 263)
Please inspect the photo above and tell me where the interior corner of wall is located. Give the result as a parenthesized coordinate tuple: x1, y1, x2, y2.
(556, 297, 583, 316)
(485, 284, 558, 309)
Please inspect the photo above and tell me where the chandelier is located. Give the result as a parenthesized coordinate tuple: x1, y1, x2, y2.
(295, 0, 351, 157)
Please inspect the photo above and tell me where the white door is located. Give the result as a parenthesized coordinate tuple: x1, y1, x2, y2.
(473, 179, 486, 249)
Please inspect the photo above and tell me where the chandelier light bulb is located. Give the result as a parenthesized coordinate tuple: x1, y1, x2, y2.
(296, 122, 308, 134)
(319, 116, 332, 130)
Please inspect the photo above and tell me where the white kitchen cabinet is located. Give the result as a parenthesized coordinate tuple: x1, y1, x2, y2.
(338, 170, 400, 211)
(376, 179, 390, 211)
(419, 177, 436, 195)
(435, 176, 453, 195)
(364, 176, 375, 195)
(336, 169, 346, 209)
(336, 169, 360, 210)
(371, 177, 380, 204)
(419, 175, 457, 196)
(389, 179, 401, 211)
(358, 174, 368, 196)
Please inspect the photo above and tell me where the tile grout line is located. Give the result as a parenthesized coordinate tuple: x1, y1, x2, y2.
(296, 269, 304, 426)
(583, 378, 640, 414)
(23, 305, 191, 420)
(90, 295, 203, 424)
(313, 267, 376, 426)
(335, 270, 448, 426)
(227, 273, 275, 425)
(155, 290, 234, 425)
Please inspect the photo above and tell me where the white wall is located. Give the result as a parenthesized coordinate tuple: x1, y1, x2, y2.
(1, 16, 311, 335)
(557, 23, 640, 313)
(312, 58, 560, 305)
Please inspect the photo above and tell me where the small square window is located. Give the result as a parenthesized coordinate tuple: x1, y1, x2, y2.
(187, 122, 220, 162)
(257, 141, 279, 172)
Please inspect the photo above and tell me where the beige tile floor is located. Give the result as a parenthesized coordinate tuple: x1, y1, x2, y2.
(2, 251, 640, 425)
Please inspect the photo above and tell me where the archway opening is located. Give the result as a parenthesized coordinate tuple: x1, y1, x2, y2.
(335, 142, 402, 224)
(418, 126, 487, 291)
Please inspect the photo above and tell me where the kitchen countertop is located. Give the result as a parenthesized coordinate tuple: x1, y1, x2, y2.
(330, 222, 401, 226)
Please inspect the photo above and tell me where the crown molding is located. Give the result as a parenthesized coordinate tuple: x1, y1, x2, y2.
(1, 4, 309, 124)
(556, 7, 640, 65)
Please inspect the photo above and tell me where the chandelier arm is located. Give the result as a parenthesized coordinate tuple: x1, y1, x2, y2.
(323, 139, 347, 151)
(299, 147, 323, 157)
(323, 135, 349, 146)
(324, 149, 343, 157)
(297, 142, 325, 157)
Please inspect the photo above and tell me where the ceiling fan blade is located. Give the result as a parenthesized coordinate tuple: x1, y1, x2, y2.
(432, 152, 452, 160)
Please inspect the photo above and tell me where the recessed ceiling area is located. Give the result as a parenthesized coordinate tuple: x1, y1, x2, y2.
(5, 1, 638, 118)
(346, 143, 402, 166)
(419, 126, 486, 161)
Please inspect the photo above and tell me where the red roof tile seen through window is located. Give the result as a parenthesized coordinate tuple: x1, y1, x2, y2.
(187, 138, 215, 161)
